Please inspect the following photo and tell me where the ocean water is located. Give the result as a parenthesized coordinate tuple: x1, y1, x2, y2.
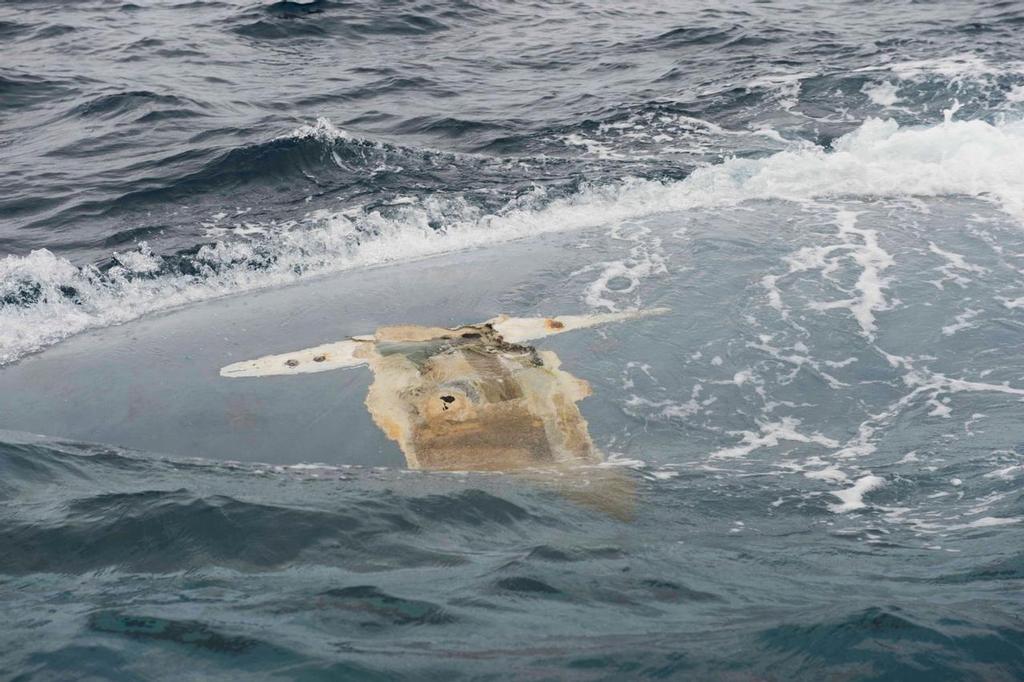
(2, 1, 1024, 679)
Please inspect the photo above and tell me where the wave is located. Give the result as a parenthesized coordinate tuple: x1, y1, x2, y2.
(18, 116, 561, 241)
(229, 1, 449, 41)
(67, 90, 205, 120)
(0, 431, 551, 574)
(0, 71, 75, 110)
(759, 606, 1024, 679)
(631, 25, 737, 50)
(14, 50, 1024, 244)
(3, 114, 1024, 365)
(0, 20, 30, 39)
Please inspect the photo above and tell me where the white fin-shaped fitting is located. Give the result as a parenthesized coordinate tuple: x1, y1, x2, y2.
(488, 308, 670, 344)
(220, 339, 370, 378)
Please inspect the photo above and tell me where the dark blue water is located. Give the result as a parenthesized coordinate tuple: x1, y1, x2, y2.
(3, 1, 1024, 679)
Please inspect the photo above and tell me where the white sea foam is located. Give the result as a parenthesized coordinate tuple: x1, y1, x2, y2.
(985, 464, 1023, 481)
(829, 474, 885, 513)
(280, 116, 350, 142)
(802, 211, 894, 339)
(941, 308, 981, 336)
(826, 354, 1024, 463)
(862, 81, 901, 107)
(744, 335, 849, 390)
(4, 114, 1024, 364)
(559, 110, 791, 160)
(879, 54, 1024, 80)
(709, 417, 839, 460)
(112, 242, 161, 274)
(574, 221, 667, 311)
(929, 241, 988, 289)
(950, 516, 1022, 530)
(689, 115, 1024, 223)
(805, 464, 849, 483)
(623, 383, 716, 422)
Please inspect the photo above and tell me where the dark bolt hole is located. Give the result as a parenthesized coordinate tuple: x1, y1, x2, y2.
(440, 395, 455, 410)
(313, 354, 326, 362)
(285, 359, 300, 367)
(461, 332, 481, 339)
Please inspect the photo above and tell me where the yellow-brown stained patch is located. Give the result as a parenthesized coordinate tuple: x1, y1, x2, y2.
(224, 315, 646, 517)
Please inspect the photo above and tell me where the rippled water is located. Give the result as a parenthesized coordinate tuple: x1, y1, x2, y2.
(2, 1, 1024, 679)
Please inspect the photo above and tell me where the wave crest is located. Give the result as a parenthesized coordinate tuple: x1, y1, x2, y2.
(3, 115, 1023, 365)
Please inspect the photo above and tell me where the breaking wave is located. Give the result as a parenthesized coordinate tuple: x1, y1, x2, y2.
(2, 113, 1023, 365)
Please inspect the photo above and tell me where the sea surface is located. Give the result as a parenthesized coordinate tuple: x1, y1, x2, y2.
(2, 1, 1024, 679)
